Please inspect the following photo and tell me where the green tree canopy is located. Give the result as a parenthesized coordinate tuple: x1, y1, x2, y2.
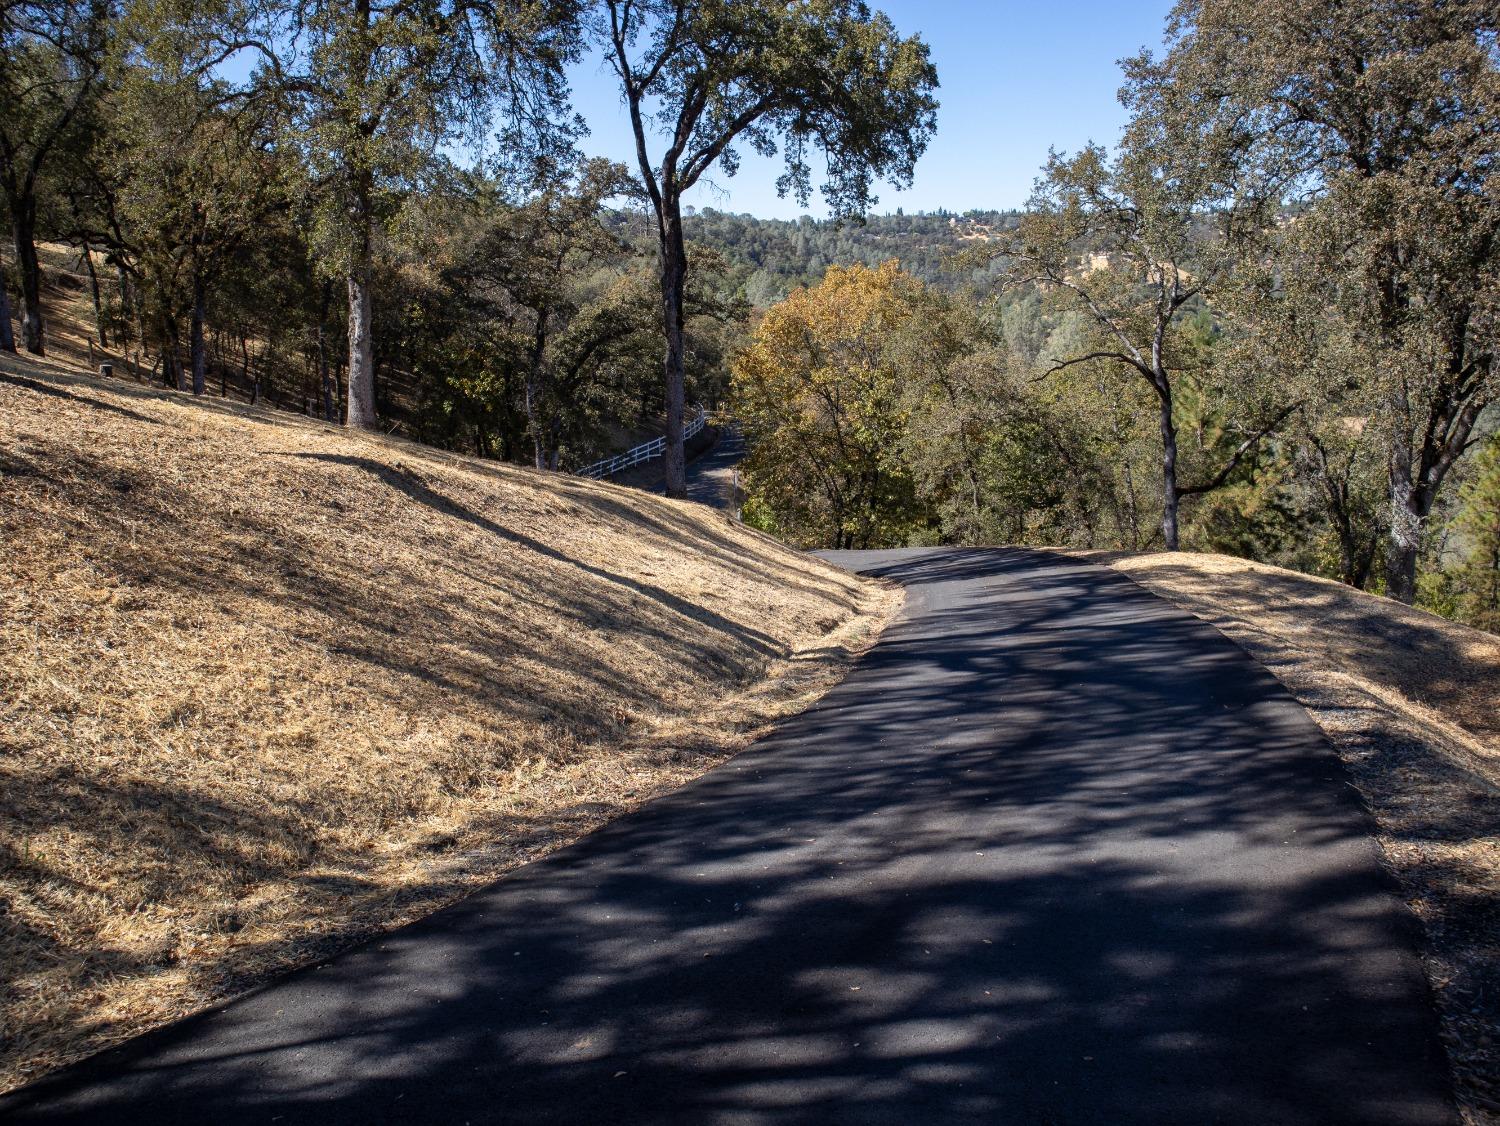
(595, 0, 938, 496)
(1128, 0, 1500, 600)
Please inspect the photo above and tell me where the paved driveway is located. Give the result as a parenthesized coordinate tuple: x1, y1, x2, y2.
(1, 548, 1454, 1124)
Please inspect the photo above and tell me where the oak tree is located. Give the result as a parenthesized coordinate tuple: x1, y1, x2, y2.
(1134, 0, 1500, 599)
(596, 0, 937, 496)
(733, 261, 932, 548)
(0, 0, 111, 354)
(1003, 142, 1293, 550)
(281, 0, 578, 429)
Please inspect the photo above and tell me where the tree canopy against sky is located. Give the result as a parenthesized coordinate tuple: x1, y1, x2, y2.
(593, 0, 938, 496)
(1129, 0, 1500, 600)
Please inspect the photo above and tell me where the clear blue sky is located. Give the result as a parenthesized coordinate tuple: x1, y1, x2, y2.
(570, 0, 1176, 219)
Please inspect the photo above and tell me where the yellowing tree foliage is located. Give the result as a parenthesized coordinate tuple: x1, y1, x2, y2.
(732, 261, 932, 549)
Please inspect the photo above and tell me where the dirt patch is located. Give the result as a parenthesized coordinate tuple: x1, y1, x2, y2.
(1082, 550, 1499, 1125)
(0, 358, 902, 1092)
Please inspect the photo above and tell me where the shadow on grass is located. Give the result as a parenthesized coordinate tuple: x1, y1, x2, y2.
(1, 550, 1456, 1125)
(289, 451, 786, 659)
(3, 407, 872, 1084)
(1, 372, 160, 425)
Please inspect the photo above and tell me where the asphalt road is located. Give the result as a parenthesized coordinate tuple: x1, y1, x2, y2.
(645, 424, 745, 511)
(2, 548, 1454, 1124)
(681, 426, 744, 511)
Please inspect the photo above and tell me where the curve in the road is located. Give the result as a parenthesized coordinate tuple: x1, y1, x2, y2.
(639, 423, 745, 510)
(680, 425, 745, 510)
(1, 548, 1454, 1125)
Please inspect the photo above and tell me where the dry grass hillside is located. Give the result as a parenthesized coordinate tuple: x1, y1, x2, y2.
(4, 246, 110, 379)
(1090, 551, 1500, 1124)
(0, 354, 900, 1092)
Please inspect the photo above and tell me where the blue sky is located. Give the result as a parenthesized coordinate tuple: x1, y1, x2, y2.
(569, 1, 1176, 219)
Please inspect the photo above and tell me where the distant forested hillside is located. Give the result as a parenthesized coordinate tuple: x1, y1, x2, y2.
(677, 208, 1022, 301)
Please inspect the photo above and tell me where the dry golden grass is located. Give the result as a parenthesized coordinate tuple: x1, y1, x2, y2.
(1085, 551, 1500, 1125)
(0, 355, 901, 1093)
(15, 245, 119, 377)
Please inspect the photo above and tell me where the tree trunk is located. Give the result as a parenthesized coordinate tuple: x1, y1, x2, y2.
(172, 350, 186, 392)
(343, 162, 377, 429)
(1385, 458, 1425, 603)
(1328, 505, 1376, 591)
(1157, 386, 1180, 551)
(241, 335, 257, 403)
(0, 247, 15, 353)
(319, 328, 333, 420)
(12, 200, 45, 355)
(120, 264, 147, 351)
(346, 262, 376, 429)
(527, 381, 545, 469)
(317, 281, 335, 422)
(525, 311, 550, 469)
(1352, 545, 1376, 591)
(160, 315, 185, 392)
(114, 264, 132, 347)
(81, 241, 107, 348)
(1385, 538, 1420, 603)
(1336, 527, 1360, 589)
(190, 275, 208, 396)
(657, 206, 689, 498)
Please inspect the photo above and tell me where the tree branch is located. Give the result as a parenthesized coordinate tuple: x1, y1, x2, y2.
(1180, 402, 1300, 496)
(1037, 350, 1153, 382)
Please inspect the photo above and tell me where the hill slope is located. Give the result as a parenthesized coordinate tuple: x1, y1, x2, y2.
(0, 356, 899, 1091)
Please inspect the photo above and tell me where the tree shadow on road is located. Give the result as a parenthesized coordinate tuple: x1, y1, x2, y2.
(2, 551, 1456, 1125)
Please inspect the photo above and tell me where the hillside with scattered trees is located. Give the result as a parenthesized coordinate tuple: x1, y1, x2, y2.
(2, 0, 1494, 629)
(1, 0, 937, 497)
(3, 0, 1500, 1110)
(676, 208, 1019, 301)
(729, 0, 1499, 633)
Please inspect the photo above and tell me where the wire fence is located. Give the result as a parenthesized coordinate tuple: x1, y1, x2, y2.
(576, 406, 709, 479)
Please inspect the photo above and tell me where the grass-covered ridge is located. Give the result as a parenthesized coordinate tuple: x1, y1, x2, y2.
(0, 357, 899, 1091)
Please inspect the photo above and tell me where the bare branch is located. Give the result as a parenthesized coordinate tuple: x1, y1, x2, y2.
(1037, 350, 1153, 383)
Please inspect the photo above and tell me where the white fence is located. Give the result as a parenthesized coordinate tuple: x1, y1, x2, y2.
(577, 406, 708, 479)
